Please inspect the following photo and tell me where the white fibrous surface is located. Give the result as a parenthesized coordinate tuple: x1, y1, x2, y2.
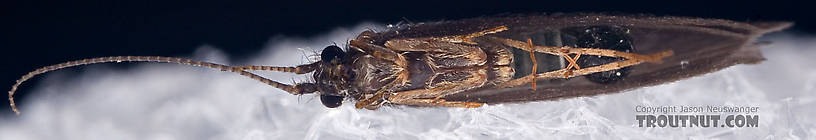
(1, 23, 814, 140)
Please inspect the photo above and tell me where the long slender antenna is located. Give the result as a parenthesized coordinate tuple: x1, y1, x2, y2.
(232, 62, 319, 74)
(8, 56, 316, 115)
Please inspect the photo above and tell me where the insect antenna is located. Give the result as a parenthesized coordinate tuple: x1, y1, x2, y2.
(232, 48, 321, 74)
(8, 56, 319, 115)
(231, 62, 319, 74)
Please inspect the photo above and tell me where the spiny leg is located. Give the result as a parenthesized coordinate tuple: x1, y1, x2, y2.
(394, 68, 487, 99)
(383, 26, 510, 67)
(387, 70, 487, 108)
(387, 72, 487, 108)
(536, 58, 645, 80)
(438, 26, 509, 44)
(521, 38, 585, 90)
(349, 39, 406, 65)
(560, 53, 582, 76)
(389, 98, 483, 108)
(354, 67, 412, 110)
(490, 37, 674, 89)
(354, 79, 400, 109)
(498, 57, 652, 89)
(354, 90, 386, 109)
(526, 38, 538, 90)
(384, 39, 487, 68)
(562, 53, 581, 70)
(489, 37, 673, 62)
(363, 69, 487, 109)
(348, 38, 414, 109)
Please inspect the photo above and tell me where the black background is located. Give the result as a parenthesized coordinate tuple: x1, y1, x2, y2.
(0, 0, 809, 117)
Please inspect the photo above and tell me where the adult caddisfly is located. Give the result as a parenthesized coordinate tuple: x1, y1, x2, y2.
(7, 14, 790, 115)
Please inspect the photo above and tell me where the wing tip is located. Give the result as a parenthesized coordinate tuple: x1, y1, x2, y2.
(750, 21, 794, 34)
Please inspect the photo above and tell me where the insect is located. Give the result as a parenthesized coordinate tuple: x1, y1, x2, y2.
(7, 14, 791, 114)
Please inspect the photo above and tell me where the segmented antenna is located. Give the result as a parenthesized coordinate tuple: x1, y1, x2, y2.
(232, 63, 319, 74)
(8, 56, 316, 115)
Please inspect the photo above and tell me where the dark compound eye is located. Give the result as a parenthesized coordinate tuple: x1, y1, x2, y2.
(319, 95, 344, 108)
(321, 45, 345, 63)
(574, 26, 634, 84)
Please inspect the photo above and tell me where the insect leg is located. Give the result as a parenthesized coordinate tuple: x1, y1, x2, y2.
(497, 58, 656, 89)
(490, 37, 673, 62)
(354, 80, 400, 110)
(388, 98, 483, 108)
(385, 39, 488, 68)
(526, 38, 538, 90)
(386, 82, 486, 108)
(381, 25, 511, 70)
(349, 39, 411, 80)
(499, 54, 670, 88)
(519, 58, 648, 82)
(386, 69, 487, 108)
(560, 53, 583, 76)
(490, 37, 674, 89)
(349, 39, 405, 64)
(349, 39, 414, 109)
(437, 26, 509, 44)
